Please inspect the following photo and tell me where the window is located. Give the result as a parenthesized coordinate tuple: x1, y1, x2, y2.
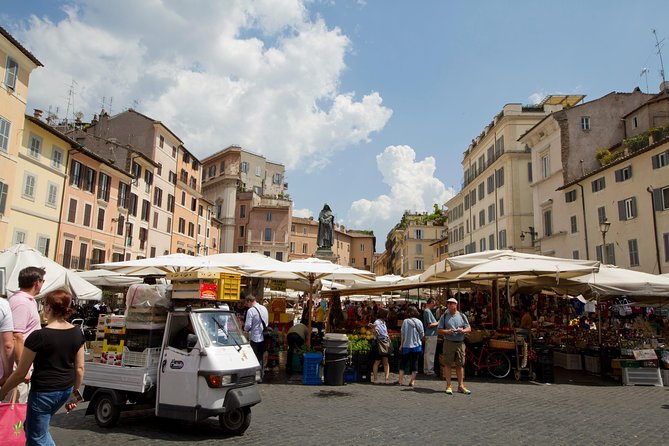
(0, 117, 10, 152)
(302, 243, 308, 254)
(4, 57, 18, 90)
(239, 205, 246, 218)
(51, 146, 63, 168)
(499, 198, 504, 216)
(543, 209, 552, 237)
(527, 162, 533, 183)
(253, 186, 262, 195)
(178, 218, 186, 234)
(478, 182, 485, 200)
(129, 193, 138, 216)
(591, 177, 606, 193)
(664, 233, 669, 262)
(479, 210, 485, 227)
(82, 167, 97, 193)
(115, 215, 125, 235)
(487, 204, 495, 223)
(168, 171, 177, 184)
(659, 186, 669, 210)
(266, 212, 272, 222)
(67, 198, 77, 223)
(46, 182, 58, 207)
(572, 250, 580, 260)
(70, 160, 82, 187)
(570, 215, 577, 234)
(198, 204, 203, 217)
(117, 182, 129, 208)
(240, 161, 249, 173)
(98, 173, 111, 201)
(167, 194, 175, 212)
(495, 136, 504, 156)
(83, 203, 92, 227)
(255, 166, 262, 176)
(180, 169, 188, 183)
(499, 229, 507, 249)
(495, 167, 504, 187)
(581, 116, 590, 130)
(97, 208, 105, 230)
(303, 227, 307, 235)
(139, 228, 147, 250)
(628, 239, 640, 267)
(651, 150, 669, 169)
(153, 187, 163, 207)
(13, 230, 26, 244)
(181, 191, 186, 206)
(220, 160, 225, 174)
(276, 252, 283, 261)
(273, 173, 282, 184)
(414, 259, 424, 270)
(78, 243, 88, 269)
(239, 226, 245, 237)
(132, 161, 141, 179)
(618, 197, 637, 220)
(487, 175, 494, 194)
(479, 238, 486, 251)
(470, 190, 476, 206)
(565, 190, 577, 203)
(36, 236, 50, 257)
(150, 246, 156, 258)
(207, 165, 216, 178)
(152, 212, 158, 229)
(28, 134, 42, 158)
(416, 244, 422, 254)
(141, 199, 150, 221)
(188, 222, 194, 237)
(541, 153, 550, 179)
(464, 194, 470, 210)
(633, 116, 638, 128)
(264, 228, 272, 242)
(415, 229, 423, 239)
(615, 166, 632, 182)
(144, 170, 153, 193)
(167, 217, 172, 232)
(22, 173, 36, 199)
(488, 234, 495, 250)
(191, 197, 196, 212)
(159, 135, 165, 148)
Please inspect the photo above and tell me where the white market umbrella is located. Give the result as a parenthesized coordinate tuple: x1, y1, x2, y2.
(75, 269, 143, 287)
(0, 244, 102, 301)
(95, 253, 241, 276)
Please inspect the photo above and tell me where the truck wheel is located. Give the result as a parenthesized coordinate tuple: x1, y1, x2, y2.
(219, 407, 251, 435)
(94, 394, 121, 428)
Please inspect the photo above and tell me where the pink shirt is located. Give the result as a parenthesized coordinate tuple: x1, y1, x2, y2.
(9, 290, 41, 338)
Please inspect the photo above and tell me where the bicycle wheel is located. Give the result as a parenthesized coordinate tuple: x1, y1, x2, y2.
(486, 351, 511, 379)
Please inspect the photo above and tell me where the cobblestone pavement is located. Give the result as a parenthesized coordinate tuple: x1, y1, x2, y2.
(50, 371, 668, 446)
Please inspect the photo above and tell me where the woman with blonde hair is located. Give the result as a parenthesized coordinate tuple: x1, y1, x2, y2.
(0, 289, 85, 445)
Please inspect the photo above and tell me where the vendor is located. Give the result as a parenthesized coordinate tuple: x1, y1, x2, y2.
(286, 322, 308, 375)
(519, 307, 532, 330)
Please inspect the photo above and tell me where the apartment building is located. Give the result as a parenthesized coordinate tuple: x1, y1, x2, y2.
(202, 146, 291, 257)
(7, 115, 73, 259)
(171, 146, 202, 254)
(0, 27, 43, 249)
(446, 100, 569, 257)
(57, 147, 133, 268)
(380, 212, 443, 276)
(520, 90, 653, 259)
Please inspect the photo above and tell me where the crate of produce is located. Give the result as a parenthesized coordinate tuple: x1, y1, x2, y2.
(104, 326, 126, 335)
(104, 315, 126, 328)
(121, 347, 161, 368)
(102, 339, 125, 353)
(126, 307, 168, 329)
(302, 352, 323, 385)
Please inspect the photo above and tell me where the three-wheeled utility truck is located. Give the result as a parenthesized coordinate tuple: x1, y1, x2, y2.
(82, 298, 261, 435)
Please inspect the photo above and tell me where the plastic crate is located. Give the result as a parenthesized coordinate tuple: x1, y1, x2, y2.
(125, 329, 164, 351)
(553, 351, 582, 370)
(121, 347, 161, 368)
(584, 355, 601, 374)
(343, 368, 357, 383)
(622, 367, 662, 386)
(303, 352, 322, 385)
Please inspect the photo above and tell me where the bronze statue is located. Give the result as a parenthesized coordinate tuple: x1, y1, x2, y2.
(317, 203, 334, 249)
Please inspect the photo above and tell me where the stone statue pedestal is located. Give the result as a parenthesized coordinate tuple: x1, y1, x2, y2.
(315, 248, 336, 262)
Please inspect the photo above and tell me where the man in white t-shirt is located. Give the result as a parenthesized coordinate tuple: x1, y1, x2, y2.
(0, 297, 14, 387)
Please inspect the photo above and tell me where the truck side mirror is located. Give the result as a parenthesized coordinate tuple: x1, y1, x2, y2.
(186, 334, 198, 351)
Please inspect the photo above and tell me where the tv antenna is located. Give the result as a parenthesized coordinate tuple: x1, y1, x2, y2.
(65, 79, 78, 124)
(640, 67, 649, 93)
(652, 29, 666, 85)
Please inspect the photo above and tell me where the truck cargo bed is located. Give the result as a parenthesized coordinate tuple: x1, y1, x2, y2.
(83, 362, 158, 393)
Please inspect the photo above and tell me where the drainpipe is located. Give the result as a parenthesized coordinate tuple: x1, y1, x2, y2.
(647, 186, 663, 273)
(577, 183, 590, 260)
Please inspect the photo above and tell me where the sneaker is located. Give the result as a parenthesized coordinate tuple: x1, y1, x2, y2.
(458, 387, 471, 395)
(446, 386, 453, 395)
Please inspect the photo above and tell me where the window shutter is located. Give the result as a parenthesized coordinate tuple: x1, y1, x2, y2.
(614, 169, 622, 182)
(652, 154, 660, 169)
(631, 197, 637, 218)
(0, 182, 8, 214)
(652, 188, 663, 210)
(617, 200, 625, 221)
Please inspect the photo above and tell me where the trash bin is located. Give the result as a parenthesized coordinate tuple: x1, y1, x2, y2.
(323, 334, 348, 386)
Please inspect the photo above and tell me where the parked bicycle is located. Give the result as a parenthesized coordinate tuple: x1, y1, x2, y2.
(464, 341, 512, 379)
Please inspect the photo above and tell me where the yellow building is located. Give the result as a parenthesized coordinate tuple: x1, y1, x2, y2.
(0, 27, 42, 249)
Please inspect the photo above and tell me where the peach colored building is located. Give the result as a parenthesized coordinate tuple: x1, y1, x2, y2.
(172, 146, 202, 255)
(0, 27, 42, 249)
(57, 147, 133, 268)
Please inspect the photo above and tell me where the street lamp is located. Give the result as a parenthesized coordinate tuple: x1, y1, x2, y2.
(599, 219, 610, 264)
(519, 226, 538, 247)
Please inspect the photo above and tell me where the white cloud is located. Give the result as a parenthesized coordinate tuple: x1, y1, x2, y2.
(528, 91, 545, 105)
(347, 145, 455, 237)
(13, 0, 391, 170)
(292, 208, 313, 219)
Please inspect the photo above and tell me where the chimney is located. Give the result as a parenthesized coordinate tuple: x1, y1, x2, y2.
(33, 109, 43, 119)
(661, 81, 669, 92)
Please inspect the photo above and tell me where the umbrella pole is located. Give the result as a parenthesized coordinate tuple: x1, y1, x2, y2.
(597, 293, 602, 346)
(307, 276, 314, 348)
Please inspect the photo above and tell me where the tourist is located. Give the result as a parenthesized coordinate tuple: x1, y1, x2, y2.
(422, 298, 439, 376)
(438, 297, 472, 395)
(371, 308, 391, 385)
(398, 306, 424, 387)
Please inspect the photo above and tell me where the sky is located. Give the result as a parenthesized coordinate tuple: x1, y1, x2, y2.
(3, 1, 669, 251)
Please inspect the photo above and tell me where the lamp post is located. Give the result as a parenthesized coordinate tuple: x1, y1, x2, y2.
(519, 226, 538, 247)
(599, 219, 610, 264)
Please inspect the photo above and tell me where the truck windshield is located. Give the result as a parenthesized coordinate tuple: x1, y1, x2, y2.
(194, 311, 249, 347)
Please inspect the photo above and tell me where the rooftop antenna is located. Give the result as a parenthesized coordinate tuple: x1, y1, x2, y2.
(64, 79, 78, 125)
(640, 68, 649, 93)
(652, 29, 666, 86)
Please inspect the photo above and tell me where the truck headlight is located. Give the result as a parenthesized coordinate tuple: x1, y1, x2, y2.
(204, 374, 234, 388)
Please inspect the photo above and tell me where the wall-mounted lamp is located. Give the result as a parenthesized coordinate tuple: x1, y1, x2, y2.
(519, 226, 538, 247)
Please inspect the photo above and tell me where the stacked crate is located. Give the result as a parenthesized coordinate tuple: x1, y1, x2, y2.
(94, 315, 126, 366)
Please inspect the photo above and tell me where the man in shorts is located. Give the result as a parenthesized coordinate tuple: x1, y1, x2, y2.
(437, 297, 471, 395)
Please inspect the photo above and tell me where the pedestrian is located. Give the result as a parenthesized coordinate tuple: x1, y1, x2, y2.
(0, 289, 85, 445)
(286, 322, 308, 375)
(437, 297, 472, 395)
(243, 295, 269, 378)
(9, 266, 45, 403)
(397, 306, 424, 387)
(0, 294, 14, 388)
(370, 308, 391, 385)
(422, 298, 439, 376)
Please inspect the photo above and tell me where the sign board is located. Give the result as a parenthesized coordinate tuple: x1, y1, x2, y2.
(632, 349, 658, 360)
(268, 280, 287, 292)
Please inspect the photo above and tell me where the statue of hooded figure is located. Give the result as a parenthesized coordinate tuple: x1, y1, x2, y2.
(317, 204, 334, 249)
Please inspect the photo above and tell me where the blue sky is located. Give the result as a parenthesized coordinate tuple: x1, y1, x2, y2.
(3, 1, 669, 251)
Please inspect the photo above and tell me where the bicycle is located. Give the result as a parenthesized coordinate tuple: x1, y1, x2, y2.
(464, 341, 512, 379)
